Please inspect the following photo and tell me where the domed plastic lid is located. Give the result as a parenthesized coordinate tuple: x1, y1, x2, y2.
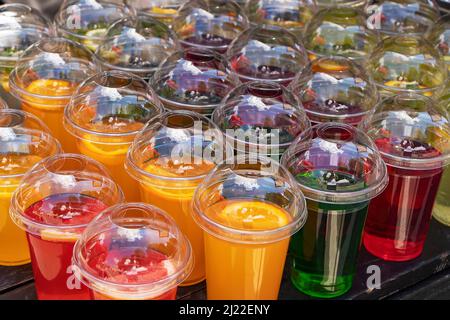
(427, 14, 450, 72)
(125, 0, 185, 26)
(174, 0, 248, 53)
(64, 70, 164, 144)
(126, 110, 231, 188)
(303, 7, 379, 61)
(281, 122, 388, 204)
(316, 0, 367, 8)
(366, 0, 440, 36)
(9, 37, 97, 108)
(245, 0, 317, 37)
(192, 155, 308, 244)
(362, 93, 450, 170)
(10, 153, 124, 237)
(55, 0, 130, 52)
(96, 13, 180, 79)
(152, 48, 239, 115)
(212, 81, 310, 156)
(72, 202, 193, 299)
(289, 56, 379, 125)
(226, 25, 308, 84)
(367, 36, 447, 97)
(0, 109, 61, 182)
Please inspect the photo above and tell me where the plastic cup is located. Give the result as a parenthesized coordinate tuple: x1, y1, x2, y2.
(173, 0, 249, 53)
(126, 110, 231, 285)
(362, 94, 450, 261)
(367, 35, 448, 98)
(365, 0, 440, 38)
(72, 202, 193, 300)
(245, 0, 317, 39)
(192, 155, 307, 299)
(55, 0, 130, 52)
(289, 56, 379, 126)
(316, 0, 367, 8)
(427, 14, 450, 72)
(96, 13, 180, 80)
(64, 70, 164, 202)
(303, 7, 379, 62)
(0, 109, 61, 266)
(226, 25, 308, 86)
(281, 122, 388, 298)
(10, 153, 124, 300)
(8, 37, 98, 153)
(212, 81, 310, 159)
(152, 47, 240, 116)
(125, 0, 186, 27)
(0, 3, 52, 96)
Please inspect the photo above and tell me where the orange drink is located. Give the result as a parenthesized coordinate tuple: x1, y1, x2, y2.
(0, 109, 61, 266)
(192, 156, 307, 299)
(64, 71, 164, 202)
(9, 38, 97, 152)
(126, 111, 229, 285)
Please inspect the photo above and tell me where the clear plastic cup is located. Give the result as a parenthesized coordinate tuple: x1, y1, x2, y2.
(72, 202, 193, 300)
(152, 47, 240, 116)
(366, 0, 440, 37)
(245, 0, 317, 39)
(0, 4, 52, 96)
(126, 110, 231, 285)
(316, 0, 367, 8)
(281, 122, 388, 298)
(8, 37, 98, 153)
(212, 81, 310, 159)
(125, 0, 186, 27)
(362, 93, 450, 261)
(55, 0, 130, 52)
(192, 155, 308, 299)
(0, 109, 61, 266)
(303, 7, 380, 62)
(96, 13, 180, 80)
(427, 14, 450, 72)
(226, 25, 309, 86)
(289, 56, 379, 126)
(64, 70, 164, 202)
(173, 0, 249, 53)
(367, 35, 448, 98)
(10, 153, 124, 300)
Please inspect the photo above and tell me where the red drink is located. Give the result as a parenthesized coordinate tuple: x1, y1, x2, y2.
(182, 35, 232, 53)
(24, 193, 107, 300)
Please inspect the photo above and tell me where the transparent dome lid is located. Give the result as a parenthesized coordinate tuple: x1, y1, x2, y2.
(427, 14, 450, 72)
(72, 203, 193, 299)
(367, 36, 447, 97)
(212, 81, 310, 156)
(362, 93, 450, 170)
(316, 0, 368, 8)
(55, 0, 130, 52)
(96, 13, 180, 79)
(281, 122, 388, 204)
(126, 110, 231, 188)
(245, 0, 317, 37)
(0, 109, 61, 182)
(192, 155, 308, 244)
(366, 0, 440, 36)
(64, 70, 164, 144)
(152, 48, 239, 115)
(10, 153, 124, 237)
(303, 7, 379, 61)
(9, 37, 98, 108)
(174, 0, 249, 53)
(125, 0, 186, 27)
(226, 25, 308, 85)
(289, 56, 379, 125)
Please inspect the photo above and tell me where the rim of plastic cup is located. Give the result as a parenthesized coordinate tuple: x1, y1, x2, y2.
(9, 153, 125, 235)
(64, 70, 165, 144)
(280, 122, 389, 204)
(72, 202, 194, 299)
(191, 154, 308, 244)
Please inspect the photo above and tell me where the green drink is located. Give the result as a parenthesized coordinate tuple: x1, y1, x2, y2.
(433, 167, 450, 226)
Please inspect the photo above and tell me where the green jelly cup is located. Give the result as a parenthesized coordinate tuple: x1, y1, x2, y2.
(281, 122, 388, 298)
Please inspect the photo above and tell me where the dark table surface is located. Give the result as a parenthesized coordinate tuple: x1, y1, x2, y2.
(0, 218, 449, 300)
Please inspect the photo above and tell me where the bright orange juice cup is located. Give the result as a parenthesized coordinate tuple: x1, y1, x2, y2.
(126, 110, 230, 286)
(192, 156, 308, 300)
(64, 70, 164, 202)
(8, 37, 98, 153)
(0, 109, 61, 266)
